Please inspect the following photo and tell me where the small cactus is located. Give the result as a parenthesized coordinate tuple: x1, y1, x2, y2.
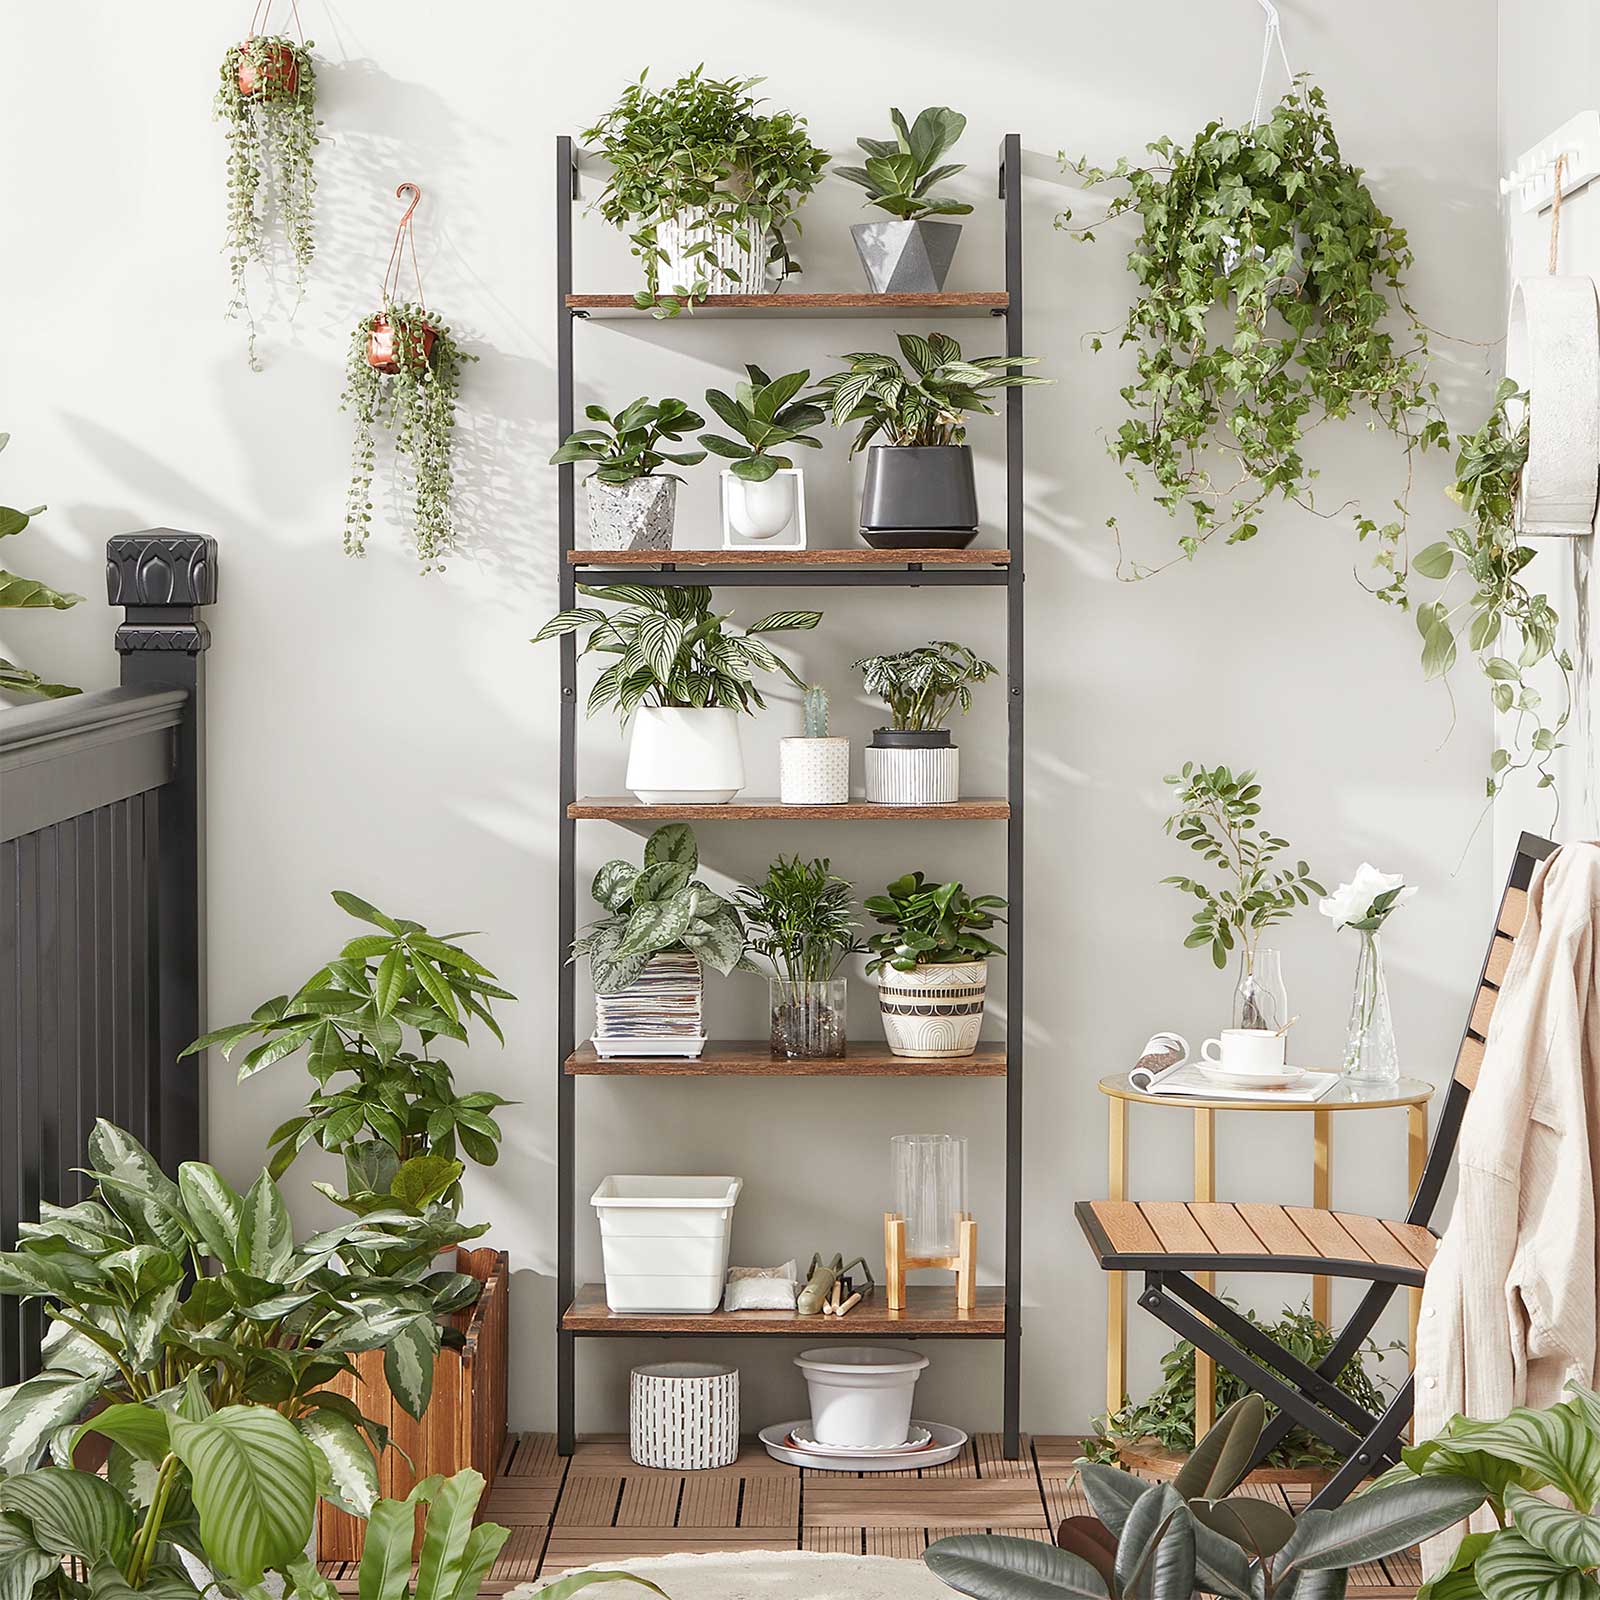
(803, 683, 829, 739)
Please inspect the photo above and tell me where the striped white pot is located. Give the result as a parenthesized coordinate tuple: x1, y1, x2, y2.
(656, 208, 775, 296)
(630, 1361, 740, 1469)
(878, 960, 988, 1058)
(865, 743, 959, 805)
(780, 737, 849, 804)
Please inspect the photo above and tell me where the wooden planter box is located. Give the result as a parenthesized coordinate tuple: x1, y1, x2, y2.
(1111, 1436, 1334, 1489)
(317, 1246, 509, 1559)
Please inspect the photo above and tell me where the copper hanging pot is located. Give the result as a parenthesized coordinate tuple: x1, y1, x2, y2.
(235, 41, 299, 98)
(365, 183, 437, 372)
(366, 314, 437, 374)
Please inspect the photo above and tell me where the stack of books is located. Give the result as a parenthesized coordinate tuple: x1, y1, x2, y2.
(592, 949, 705, 1058)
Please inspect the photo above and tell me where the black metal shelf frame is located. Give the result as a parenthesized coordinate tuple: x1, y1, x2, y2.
(554, 135, 1026, 1457)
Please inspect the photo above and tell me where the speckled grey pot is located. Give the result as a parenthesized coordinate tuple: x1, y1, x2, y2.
(852, 220, 962, 293)
(586, 476, 677, 551)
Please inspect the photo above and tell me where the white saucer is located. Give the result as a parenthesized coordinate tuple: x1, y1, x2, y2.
(759, 1419, 967, 1471)
(1196, 1063, 1306, 1090)
(786, 1422, 933, 1456)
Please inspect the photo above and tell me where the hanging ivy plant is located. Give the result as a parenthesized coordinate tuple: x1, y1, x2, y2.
(214, 33, 319, 369)
(1059, 79, 1446, 594)
(1413, 380, 1569, 803)
(341, 303, 475, 573)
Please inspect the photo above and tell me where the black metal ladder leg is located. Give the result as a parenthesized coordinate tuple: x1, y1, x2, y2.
(1306, 1376, 1417, 1510)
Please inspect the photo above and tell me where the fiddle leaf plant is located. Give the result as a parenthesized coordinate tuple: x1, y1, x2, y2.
(341, 303, 475, 573)
(1059, 79, 1446, 588)
(572, 823, 746, 992)
(180, 891, 512, 1214)
(552, 397, 707, 485)
(0, 433, 81, 701)
(699, 366, 826, 482)
(1412, 379, 1570, 809)
(836, 106, 974, 220)
(214, 35, 319, 369)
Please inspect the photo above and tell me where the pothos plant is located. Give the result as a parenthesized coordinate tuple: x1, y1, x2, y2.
(180, 891, 512, 1216)
(0, 433, 82, 700)
(214, 32, 319, 369)
(1059, 79, 1446, 590)
(1412, 379, 1570, 806)
(341, 303, 474, 572)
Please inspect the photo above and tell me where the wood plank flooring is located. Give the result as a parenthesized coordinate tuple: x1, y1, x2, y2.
(315, 1433, 1423, 1598)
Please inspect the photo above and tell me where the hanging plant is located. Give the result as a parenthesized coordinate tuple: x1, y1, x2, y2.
(1413, 380, 1570, 803)
(1059, 78, 1446, 593)
(340, 185, 475, 573)
(214, 4, 319, 369)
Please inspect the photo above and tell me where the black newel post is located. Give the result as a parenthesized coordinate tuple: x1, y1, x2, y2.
(106, 530, 217, 1171)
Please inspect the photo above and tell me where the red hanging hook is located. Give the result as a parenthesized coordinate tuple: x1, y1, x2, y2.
(381, 181, 427, 310)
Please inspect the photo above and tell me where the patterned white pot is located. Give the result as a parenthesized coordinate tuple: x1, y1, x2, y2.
(656, 207, 778, 296)
(630, 1361, 740, 1469)
(864, 739, 959, 805)
(779, 737, 849, 804)
(878, 960, 988, 1058)
(586, 476, 677, 551)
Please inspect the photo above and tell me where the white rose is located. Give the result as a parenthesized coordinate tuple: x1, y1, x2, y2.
(1319, 863, 1418, 930)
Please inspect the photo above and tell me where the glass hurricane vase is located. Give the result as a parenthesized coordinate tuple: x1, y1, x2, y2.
(1233, 945, 1288, 1032)
(769, 977, 847, 1059)
(1341, 929, 1399, 1082)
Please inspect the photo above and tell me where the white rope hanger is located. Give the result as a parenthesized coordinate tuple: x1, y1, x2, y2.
(1248, 0, 1296, 127)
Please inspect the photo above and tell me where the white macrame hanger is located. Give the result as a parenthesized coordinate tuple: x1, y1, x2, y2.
(1247, 0, 1296, 127)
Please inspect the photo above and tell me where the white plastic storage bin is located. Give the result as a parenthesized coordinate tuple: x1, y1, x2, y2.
(591, 1175, 744, 1314)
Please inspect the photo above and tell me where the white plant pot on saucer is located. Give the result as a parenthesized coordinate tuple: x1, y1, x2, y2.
(877, 959, 988, 1058)
(793, 1346, 929, 1448)
(586, 476, 678, 551)
(721, 468, 807, 549)
(779, 736, 849, 804)
(626, 706, 745, 805)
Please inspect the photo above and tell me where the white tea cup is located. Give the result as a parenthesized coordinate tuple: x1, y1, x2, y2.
(1201, 1028, 1287, 1075)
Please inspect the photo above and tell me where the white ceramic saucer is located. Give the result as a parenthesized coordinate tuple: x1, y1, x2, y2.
(786, 1422, 933, 1456)
(759, 1419, 967, 1471)
(1196, 1063, 1306, 1090)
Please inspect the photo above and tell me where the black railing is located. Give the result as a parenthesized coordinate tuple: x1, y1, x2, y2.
(0, 530, 215, 1384)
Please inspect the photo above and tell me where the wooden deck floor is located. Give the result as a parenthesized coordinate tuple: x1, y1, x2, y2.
(316, 1433, 1424, 1598)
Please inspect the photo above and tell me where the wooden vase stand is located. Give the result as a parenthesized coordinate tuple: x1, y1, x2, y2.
(884, 1210, 976, 1311)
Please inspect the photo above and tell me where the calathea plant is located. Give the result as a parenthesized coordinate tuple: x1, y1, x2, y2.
(0, 432, 81, 700)
(0, 1120, 486, 1511)
(214, 26, 319, 369)
(856, 640, 997, 732)
(181, 891, 511, 1215)
(1059, 80, 1445, 588)
(573, 824, 745, 992)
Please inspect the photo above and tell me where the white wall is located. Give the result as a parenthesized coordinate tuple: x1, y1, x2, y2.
(2, 0, 1502, 1436)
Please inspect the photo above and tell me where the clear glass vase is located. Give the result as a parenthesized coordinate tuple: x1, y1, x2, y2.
(891, 1134, 968, 1255)
(769, 977, 847, 1059)
(1342, 929, 1399, 1082)
(1233, 945, 1289, 1032)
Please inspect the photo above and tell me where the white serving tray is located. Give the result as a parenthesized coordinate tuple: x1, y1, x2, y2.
(758, 1419, 967, 1471)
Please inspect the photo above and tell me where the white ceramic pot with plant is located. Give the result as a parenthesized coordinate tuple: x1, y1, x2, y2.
(533, 585, 821, 806)
(864, 872, 1006, 1059)
(855, 641, 996, 807)
(700, 365, 823, 549)
(582, 67, 828, 311)
(779, 685, 849, 805)
(550, 396, 707, 551)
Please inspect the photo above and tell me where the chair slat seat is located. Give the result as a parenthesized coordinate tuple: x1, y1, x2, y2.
(1078, 1199, 1435, 1287)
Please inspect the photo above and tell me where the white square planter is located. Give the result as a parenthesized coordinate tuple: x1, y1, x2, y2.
(721, 468, 806, 550)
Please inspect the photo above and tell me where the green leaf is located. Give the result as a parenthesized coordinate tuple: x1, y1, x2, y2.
(1475, 1529, 1599, 1600)
(331, 892, 402, 934)
(178, 1162, 244, 1269)
(1422, 619, 1459, 680)
(1115, 1483, 1194, 1599)
(533, 1573, 674, 1600)
(0, 1373, 100, 1474)
(414, 1469, 484, 1600)
(240, 1171, 293, 1281)
(922, 1532, 1110, 1600)
(88, 1122, 193, 1253)
(644, 823, 697, 870)
(1506, 1484, 1600, 1570)
(1448, 1395, 1600, 1510)
(390, 1155, 464, 1212)
(297, 1409, 378, 1519)
(0, 1512, 56, 1600)
(374, 951, 405, 1016)
(1414, 541, 1456, 579)
(0, 1469, 135, 1565)
(591, 861, 638, 912)
(74, 1403, 171, 1465)
(1283, 1476, 1488, 1572)
(383, 1317, 440, 1420)
(1174, 1394, 1264, 1500)
(357, 1496, 420, 1600)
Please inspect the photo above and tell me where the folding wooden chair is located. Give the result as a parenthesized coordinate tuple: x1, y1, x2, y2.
(1075, 830, 1558, 1508)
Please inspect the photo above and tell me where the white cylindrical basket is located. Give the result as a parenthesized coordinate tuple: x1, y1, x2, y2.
(630, 1362, 740, 1469)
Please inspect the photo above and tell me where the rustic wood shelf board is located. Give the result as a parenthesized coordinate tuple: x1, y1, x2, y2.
(567, 292, 1009, 319)
(566, 1040, 1008, 1077)
(316, 1433, 1416, 1593)
(563, 1283, 1006, 1335)
(567, 548, 1011, 568)
(570, 797, 1010, 821)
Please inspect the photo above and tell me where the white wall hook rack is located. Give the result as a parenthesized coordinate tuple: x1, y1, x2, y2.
(1502, 110, 1600, 213)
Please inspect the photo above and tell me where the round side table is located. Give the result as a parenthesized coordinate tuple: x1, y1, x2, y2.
(1098, 1072, 1435, 1437)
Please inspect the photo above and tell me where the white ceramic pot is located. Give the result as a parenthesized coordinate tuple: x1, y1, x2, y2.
(794, 1346, 929, 1449)
(779, 736, 849, 804)
(864, 733, 959, 805)
(626, 706, 745, 805)
(877, 959, 988, 1058)
(586, 476, 677, 551)
(656, 206, 779, 295)
(722, 468, 805, 545)
(630, 1362, 739, 1469)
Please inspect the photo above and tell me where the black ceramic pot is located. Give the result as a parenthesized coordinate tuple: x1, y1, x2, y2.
(859, 445, 978, 533)
(869, 728, 952, 750)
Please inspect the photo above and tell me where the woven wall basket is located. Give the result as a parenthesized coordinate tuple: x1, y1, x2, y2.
(630, 1362, 740, 1469)
(1505, 275, 1600, 536)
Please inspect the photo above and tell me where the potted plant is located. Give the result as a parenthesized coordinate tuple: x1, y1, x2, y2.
(552, 396, 707, 551)
(1, 432, 82, 700)
(214, 21, 318, 369)
(572, 823, 746, 1058)
(855, 639, 996, 805)
(864, 872, 1006, 1058)
(181, 889, 512, 1215)
(583, 65, 829, 317)
(837, 106, 974, 293)
(735, 855, 862, 1059)
(699, 365, 826, 547)
(780, 684, 849, 804)
(532, 584, 821, 804)
(1162, 762, 1323, 1031)
(818, 334, 1047, 547)
(342, 299, 473, 572)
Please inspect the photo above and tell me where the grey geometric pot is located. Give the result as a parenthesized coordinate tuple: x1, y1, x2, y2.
(852, 220, 962, 293)
(860, 445, 978, 533)
(586, 476, 677, 551)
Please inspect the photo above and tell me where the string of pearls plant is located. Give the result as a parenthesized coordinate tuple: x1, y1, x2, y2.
(214, 34, 319, 369)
